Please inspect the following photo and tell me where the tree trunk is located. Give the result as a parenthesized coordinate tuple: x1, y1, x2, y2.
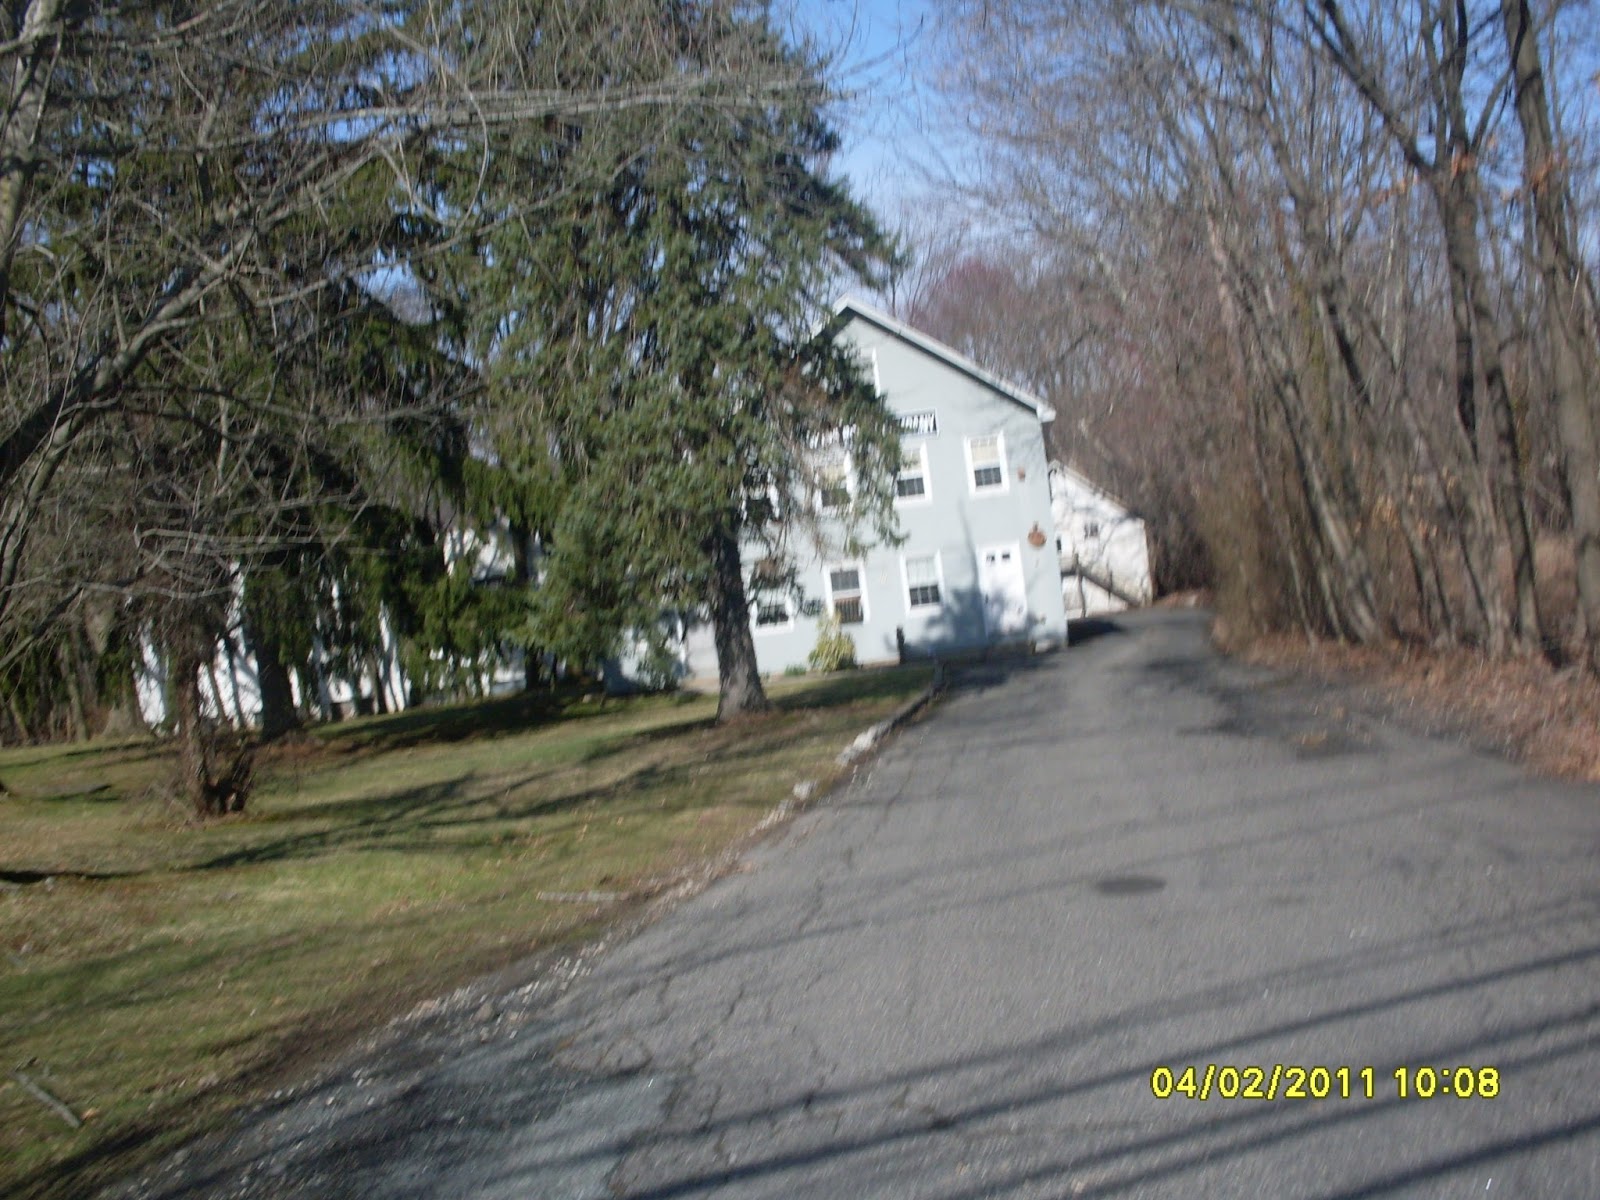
(1416, 0, 1545, 655)
(1242, 370, 1319, 638)
(171, 630, 253, 817)
(1500, 0, 1600, 671)
(1438, 182, 1545, 655)
(1308, 0, 1538, 652)
(253, 635, 300, 740)
(512, 521, 543, 691)
(1317, 288, 1454, 640)
(171, 639, 214, 818)
(1239, 59, 1461, 644)
(705, 521, 769, 722)
(1203, 214, 1384, 642)
(4, 691, 30, 743)
(58, 633, 87, 741)
(0, 0, 66, 346)
(87, 603, 147, 739)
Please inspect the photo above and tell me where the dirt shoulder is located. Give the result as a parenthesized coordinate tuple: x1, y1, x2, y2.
(1236, 633, 1600, 783)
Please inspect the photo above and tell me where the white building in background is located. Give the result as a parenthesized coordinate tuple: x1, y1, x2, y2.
(1049, 461, 1153, 618)
(134, 595, 418, 730)
(133, 523, 522, 729)
(136, 619, 262, 730)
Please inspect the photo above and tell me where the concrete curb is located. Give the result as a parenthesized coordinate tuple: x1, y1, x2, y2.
(833, 662, 947, 767)
(786, 664, 947, 805)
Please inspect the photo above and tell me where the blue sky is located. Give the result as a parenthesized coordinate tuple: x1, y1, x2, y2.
(786, 0, 946, 218)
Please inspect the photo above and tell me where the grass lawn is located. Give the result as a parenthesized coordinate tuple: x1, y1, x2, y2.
(0, 665, 932, 1200)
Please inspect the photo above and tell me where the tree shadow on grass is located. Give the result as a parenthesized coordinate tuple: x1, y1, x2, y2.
(191, 687, 854, 874)
(8, 922, 577, 1200)
(573, 716, 718, 762)
(4, 771, 634, 881)
(310, 687, 705, 757)
(184, 748, 743, 875)
(0, 866, 133, 884)
(772, 665, 935, 713)
(5, 698, 815, 883)
(10, 783, 122, 804)
(310, 692, 578, 753)
(0, 737, 165, 773)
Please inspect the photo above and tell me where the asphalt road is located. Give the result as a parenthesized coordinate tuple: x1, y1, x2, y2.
(124, 608, 1600, 1199)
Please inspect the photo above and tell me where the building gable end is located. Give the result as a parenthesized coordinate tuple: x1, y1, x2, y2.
(831, 297, 1057, 424)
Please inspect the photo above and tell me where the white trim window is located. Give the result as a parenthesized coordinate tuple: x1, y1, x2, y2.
(902, 552, 944, 613)
(751, 594, 794, 633)
(894, 441, 932, 505)
(966, 433, 1008, 495)
(825, 563, 868, 625)
(818, 458, 851, 511)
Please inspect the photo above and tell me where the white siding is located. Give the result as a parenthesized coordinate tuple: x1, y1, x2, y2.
(1049, 463, 1152, 617)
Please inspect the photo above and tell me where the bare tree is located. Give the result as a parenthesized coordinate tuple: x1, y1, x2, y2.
(928, 0, 1597, 658)
(1299, 1, 1551, 653)
(1499, 0, 1600, 668)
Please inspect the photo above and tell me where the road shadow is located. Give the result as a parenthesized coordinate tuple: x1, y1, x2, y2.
(97, 891, 1600, 1200)
(1067, 615, 1124, 646)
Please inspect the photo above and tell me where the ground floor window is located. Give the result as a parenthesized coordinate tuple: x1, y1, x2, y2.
(903, 553, 942, 611)
(752, 595, 793, 631)
(827, 564, 867, 624)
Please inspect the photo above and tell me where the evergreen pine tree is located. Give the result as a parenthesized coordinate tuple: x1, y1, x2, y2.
(442, 2, 901, 719)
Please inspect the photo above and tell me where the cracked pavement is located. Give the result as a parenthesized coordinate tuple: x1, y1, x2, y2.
(120, 609, 1600, 1198)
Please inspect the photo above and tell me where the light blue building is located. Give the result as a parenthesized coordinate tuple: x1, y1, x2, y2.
(672, 297, 1069, 680)
(145, 295, 1073, 720)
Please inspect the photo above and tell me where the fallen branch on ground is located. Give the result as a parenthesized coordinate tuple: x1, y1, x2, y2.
(10, 1069, 82, 1128)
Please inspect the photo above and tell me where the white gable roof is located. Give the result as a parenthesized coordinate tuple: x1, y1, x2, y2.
(832, 296, 1057, 423)
(1048, 460, 1140, 518)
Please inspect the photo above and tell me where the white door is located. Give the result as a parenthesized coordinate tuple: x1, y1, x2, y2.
(977, 543, 1029, 637)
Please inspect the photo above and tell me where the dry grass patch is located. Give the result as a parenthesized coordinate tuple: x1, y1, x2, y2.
(0, 666, 932, 1200)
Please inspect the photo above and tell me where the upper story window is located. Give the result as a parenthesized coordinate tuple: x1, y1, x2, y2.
(818, 459, 851, 511)
(895, 442, 931, 504)
(826, 564, 867, 625)
(967, 433, 1008, 494)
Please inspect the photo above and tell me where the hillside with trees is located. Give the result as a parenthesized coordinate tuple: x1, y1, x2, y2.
(916, 0, 1599, 670)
